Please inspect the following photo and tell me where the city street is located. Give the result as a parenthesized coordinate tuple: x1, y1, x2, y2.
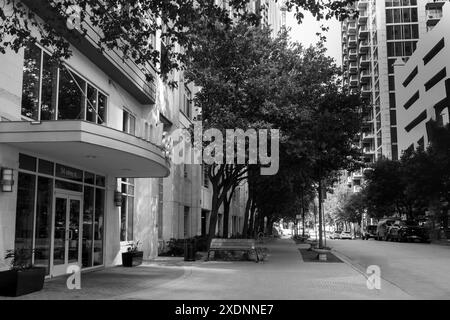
(329, 239, 450, 299)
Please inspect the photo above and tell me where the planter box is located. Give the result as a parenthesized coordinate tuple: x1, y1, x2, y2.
(122, 251, 144, 267)
(0, 267, 46, 297)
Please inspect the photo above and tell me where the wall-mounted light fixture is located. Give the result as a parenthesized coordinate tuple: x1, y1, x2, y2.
(1, 168, 14, 192)
(114, 190, 122, 207)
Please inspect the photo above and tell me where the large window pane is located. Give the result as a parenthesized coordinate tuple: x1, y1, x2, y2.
(120, 195, 127, 242)
(82, 186, 94, 268)
(21, 45, 41, 120)
(40, 53, 58, 120)
(34, 177, 53, 275)
(53, 197, 67, 266)
(127, 197, 134, 241)
(58, 68, 86, 120)
(98, 92, 107, 125)
(14, 173, 36, 263)
(94, 188, 105, 266)
(86, 84, 97, 123)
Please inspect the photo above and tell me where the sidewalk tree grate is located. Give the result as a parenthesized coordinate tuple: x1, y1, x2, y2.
(298, 249, 344, 263)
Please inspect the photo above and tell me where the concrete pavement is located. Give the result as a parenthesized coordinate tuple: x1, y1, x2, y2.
(1, 238, 411, 300)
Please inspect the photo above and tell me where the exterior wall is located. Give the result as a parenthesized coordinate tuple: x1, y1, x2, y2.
(395, 2, 450, 154)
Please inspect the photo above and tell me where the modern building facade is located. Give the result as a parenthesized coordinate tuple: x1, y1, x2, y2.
(341, 0, 448, 189)
(0, 1, 171, 277)
(0, 1, 268, 277)
(394, 2, 450, 153)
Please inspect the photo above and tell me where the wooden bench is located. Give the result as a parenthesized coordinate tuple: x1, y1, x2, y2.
(207, 239, 264, 263)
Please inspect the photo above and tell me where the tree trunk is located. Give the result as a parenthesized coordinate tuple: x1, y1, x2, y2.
(318, 180, 323, 248)
(223, 197, 230, 239)
(207, 184, 225, 249)
(249, 199, 257, 237)
(301, 188, 305, 237)
(242, 196, 251, 238)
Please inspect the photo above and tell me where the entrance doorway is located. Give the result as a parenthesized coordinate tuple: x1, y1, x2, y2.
(51, 191, 82, 277)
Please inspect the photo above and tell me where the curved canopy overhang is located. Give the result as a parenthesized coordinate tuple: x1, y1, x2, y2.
(0, 120, 170, 178)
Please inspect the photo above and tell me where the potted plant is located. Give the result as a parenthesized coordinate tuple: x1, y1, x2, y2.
(0, 248, 46, 297)
(122, 241, 143, 267)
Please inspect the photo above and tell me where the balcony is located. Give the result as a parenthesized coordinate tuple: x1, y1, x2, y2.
(348, 35, 357, 48)
(359, 40, 370, 53)
(360, 69, 371, 83)
(347, 22, 357, 34)
(0, 121, 170, 178)
(358, 25, 369, 38)
(358, 10, 368, 25)
(363, 147, 376, 155)
(359, 55, 371, 68)
(349, 49, 358, 60)
(361, 84, 371, 96)
(358, 0, 368, 9)
(350, 74, 359, 87)
(362, 131, 375, 141)
(349, 62, 358, 74)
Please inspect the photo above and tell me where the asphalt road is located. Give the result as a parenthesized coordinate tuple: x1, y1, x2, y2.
(329, 238, 450, 299)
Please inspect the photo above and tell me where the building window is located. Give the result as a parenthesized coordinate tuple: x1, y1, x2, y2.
(403, 91, 420, 110)
(181, 85, 192, 118)
(21, 44, 107, 123)
(423, 38, 445, 65)
(120, 178, 135, 242)
(122, 109, 136, 135)
(424, 68, 446, 92)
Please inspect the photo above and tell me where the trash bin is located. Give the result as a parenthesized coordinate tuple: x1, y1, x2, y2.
(184, 239, 196, 261)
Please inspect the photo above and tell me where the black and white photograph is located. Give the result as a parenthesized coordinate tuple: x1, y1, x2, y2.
(0, 0, 450, 312)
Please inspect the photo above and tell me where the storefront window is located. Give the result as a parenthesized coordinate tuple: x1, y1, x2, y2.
(82, 186, 94, 268)
(14, 172, 36, 263)
(34, 177, 53, 275)
(14, 153, 106, 274)
(94, 188, 105, 266)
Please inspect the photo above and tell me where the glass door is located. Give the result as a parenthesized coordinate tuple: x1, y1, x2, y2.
(52, 192, 82, 277)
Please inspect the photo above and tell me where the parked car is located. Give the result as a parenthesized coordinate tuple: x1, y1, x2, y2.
(387, 220, 430, 243)
(340, 231, 353, 240)
(329, 231, 341, 239)
(362, 225, 377, 240)
(376, 219, 396, 240)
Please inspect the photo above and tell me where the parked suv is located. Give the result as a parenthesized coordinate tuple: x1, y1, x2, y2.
(387, 220, 430, 243)
(362, 225, 377, 240)
(376, 219, 396, 241)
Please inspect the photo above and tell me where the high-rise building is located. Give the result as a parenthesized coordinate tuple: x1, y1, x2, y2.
(394, 2, 450, 154)
(341, 0, 448, 189)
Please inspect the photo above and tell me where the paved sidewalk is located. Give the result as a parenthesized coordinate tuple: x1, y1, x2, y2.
(1, 239, 412, 300)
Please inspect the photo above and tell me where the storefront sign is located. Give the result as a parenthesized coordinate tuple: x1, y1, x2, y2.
(56, 164, 83, 182)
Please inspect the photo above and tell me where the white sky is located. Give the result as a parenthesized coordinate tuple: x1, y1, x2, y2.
(285, 11, 342, 66)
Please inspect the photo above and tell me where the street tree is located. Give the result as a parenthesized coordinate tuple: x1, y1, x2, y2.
(0, 0, 356, 86)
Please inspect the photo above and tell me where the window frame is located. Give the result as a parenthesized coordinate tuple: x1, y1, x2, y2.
(21, 43, 108, 124)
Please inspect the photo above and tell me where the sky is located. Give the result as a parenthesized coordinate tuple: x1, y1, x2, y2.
(285, 10, 342, 66)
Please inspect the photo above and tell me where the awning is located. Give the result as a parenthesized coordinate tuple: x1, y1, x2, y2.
(0, 120, 170, 178)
